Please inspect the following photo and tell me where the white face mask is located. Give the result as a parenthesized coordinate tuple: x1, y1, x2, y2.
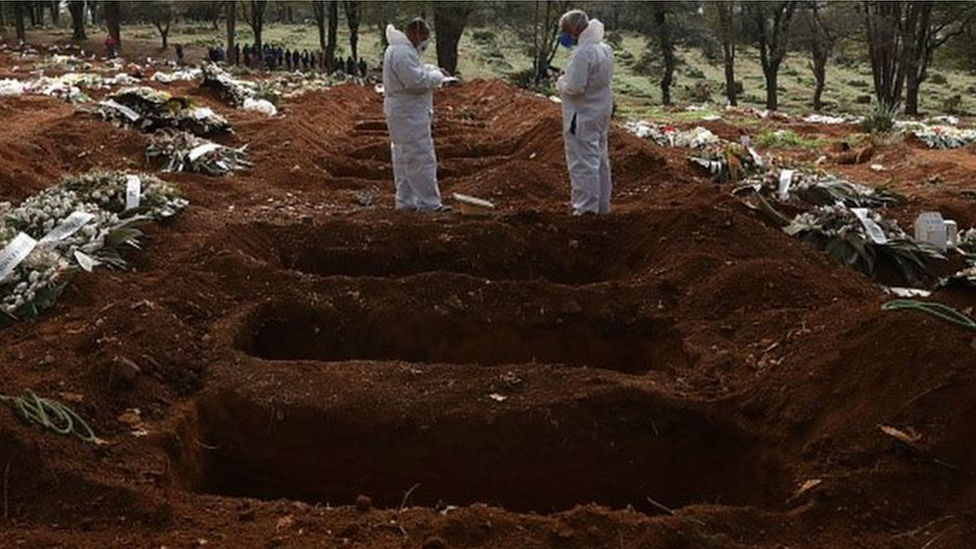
(417, 40, 429, 54)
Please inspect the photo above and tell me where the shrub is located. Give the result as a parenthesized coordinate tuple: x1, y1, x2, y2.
(944, 94, 964, 114)
(688, 81, 712, 102)
(929, 72, 948, 85)
(471, 30, 497, 44)
(861, 103, 899, 135)
(508, 68, 555, 95)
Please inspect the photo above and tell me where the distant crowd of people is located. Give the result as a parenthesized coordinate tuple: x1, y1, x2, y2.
(202, 42, 368, 77)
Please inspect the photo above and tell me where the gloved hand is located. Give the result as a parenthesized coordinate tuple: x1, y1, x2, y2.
(556, 75, 567, 94)
(425, 64, 446, 87)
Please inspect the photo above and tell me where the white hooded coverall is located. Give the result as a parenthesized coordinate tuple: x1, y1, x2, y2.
(557, 19, 614, 215)
(382, 25, 446, 211)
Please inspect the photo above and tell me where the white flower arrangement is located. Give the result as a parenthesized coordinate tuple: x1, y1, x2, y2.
(0, 170, 188, 326)
(97, 87, 232, 135)
(147, 130, 251, 176)
(623, 121, 721, 149)
(739, 169, 900, 209)
(61, 169, 189, 219)
(912, 124, 976, 149)
(784, 204, 940, 282)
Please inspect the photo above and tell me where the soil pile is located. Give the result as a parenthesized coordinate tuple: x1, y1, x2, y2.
(1, 46, 975, 549)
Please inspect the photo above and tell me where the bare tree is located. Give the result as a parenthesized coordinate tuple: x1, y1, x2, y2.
(240, 0, 268, 53)
(904, 2, 976, 114)
(793, 2, 846, 111)
(50, 0, 60, 26)
(130, 1, 175, 48)
(155, 5, 173, 49)
(864, 0, 916, 111)
(530, 0, 569, 86)
(711, 1, 738, 106)
(433, 1, 473, 75)
(808, 3, 832, 111)
(746, 1, 798, 110)
(343, 1, 361, 61)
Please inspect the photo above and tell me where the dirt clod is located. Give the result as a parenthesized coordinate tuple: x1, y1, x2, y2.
(355, 495, 373, 512)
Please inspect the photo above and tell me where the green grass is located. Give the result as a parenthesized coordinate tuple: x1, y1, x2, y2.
(754, 129, 823, 149)
(149, 22, 976, 119)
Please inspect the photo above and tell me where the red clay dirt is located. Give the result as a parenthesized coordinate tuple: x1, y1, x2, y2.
(2, 41, 976, 549)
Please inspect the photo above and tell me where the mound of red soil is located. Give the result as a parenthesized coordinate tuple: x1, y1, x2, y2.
(2, 44, 976, 549)
(0, 96, 147, 201)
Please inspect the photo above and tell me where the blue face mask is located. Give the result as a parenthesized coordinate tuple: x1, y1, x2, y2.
(558, 32, 576, 48)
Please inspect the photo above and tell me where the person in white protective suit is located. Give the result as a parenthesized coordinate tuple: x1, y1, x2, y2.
(382, 18, 450, 212)
(556, 10, 615, 215)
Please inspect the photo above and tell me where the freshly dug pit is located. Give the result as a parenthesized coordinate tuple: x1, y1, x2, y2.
(174, 390, 782, 514)
(225, 216, 656, 285)
(237, 301, 688, 374)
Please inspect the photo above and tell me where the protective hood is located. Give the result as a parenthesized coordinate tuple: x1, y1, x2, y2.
(578, 19, 605, 45)
(386, 25, 413, 47)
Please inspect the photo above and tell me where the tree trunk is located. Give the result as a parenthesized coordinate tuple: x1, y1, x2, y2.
(14, 1, 26, 42)
(312, 0, 327, 52)
(717, 1, 737, 106)
(433, 1, 469, 75)
(28, 1, 38, 27)
(653, 3, 676, 106)
(344, 1, 361, 61)
(243, 0, 267, 54)
(227, 1, 237, 59)
(903, 1, 933, 115)
(68, 0, 86, 40)
(764, 65, 779, 110)
(904, 71, 920, 115)
(532, 0, 541, 85)
(327, 0, 338, 70)
(104, 0, 121, 47)
(379, 1, 397, 48)
(723, 44, 737, 106)
(159, 24, 169, 49)
(752, 2, 796, 111)
(865, 0, 904, 110)
(90, 1, 101, 25)
(812, 53, 827, 111)
(50, 0, 60, 26)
